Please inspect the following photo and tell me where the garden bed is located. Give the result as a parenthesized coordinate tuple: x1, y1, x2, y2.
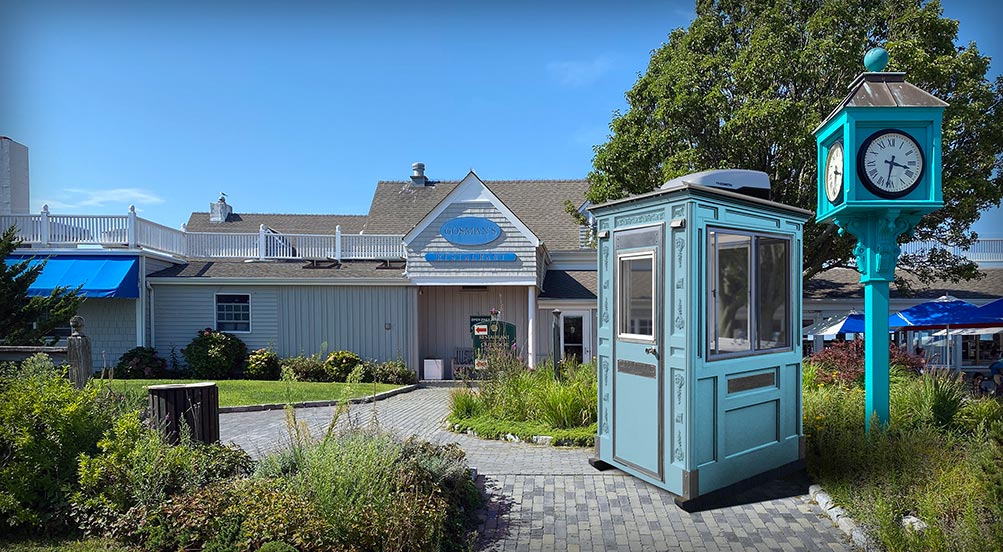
(446, 354, 598, 448)
(802, 343, 1003, 551)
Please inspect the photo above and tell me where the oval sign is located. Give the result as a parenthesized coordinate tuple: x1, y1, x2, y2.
(439, 217, 501, 246)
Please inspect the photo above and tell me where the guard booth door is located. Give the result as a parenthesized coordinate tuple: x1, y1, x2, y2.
(612, 225, 663, 482)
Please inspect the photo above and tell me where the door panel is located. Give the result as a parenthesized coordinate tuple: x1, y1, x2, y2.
(612, 225, 663, 481)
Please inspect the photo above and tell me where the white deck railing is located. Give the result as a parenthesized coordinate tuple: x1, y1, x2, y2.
(0, 206, 405, 261)
(900, 238, 1003, 264)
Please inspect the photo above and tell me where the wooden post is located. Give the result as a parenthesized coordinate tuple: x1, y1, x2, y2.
(66, 315, 92, 389)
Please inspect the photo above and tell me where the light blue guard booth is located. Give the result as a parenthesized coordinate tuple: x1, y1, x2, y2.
(589, 169, 811, 506)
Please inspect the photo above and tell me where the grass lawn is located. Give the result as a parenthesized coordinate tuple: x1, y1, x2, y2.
(106, 378, 401, 407)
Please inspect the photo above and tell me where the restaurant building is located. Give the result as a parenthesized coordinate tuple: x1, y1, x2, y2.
(2, 138, 1001, 375)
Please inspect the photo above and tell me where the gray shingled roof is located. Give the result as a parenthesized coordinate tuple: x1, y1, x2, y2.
(147, 259, 406, 280)
(185, 213, 368, 235)
(364, 179, 590, 251)
(806, 268, 1003, 300)
(539, 270, 597, 299)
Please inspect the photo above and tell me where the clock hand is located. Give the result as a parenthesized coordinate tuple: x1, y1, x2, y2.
(884, 156, 895, 185)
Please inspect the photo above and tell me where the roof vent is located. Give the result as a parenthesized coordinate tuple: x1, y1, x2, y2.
(209, 192, 232, 223)
(660, 169, 771, 201)
(410, 162, 429, 187)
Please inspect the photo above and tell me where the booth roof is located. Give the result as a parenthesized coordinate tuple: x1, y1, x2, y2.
(805, 267, 1003, 300)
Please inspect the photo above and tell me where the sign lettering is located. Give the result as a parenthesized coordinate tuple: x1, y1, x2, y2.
(425, 252, 517, 262)
(439, 217, 502, 246)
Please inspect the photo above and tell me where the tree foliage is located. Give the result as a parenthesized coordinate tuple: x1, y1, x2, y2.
(0, 225, 83, 345)
(589, 0, 1003, 285)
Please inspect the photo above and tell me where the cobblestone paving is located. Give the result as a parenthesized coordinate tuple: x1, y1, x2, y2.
(220, 387, 853, 551)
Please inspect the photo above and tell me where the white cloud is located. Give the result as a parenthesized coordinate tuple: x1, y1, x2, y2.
(31, 187, 165, 213)
(547, 55, 614, 87)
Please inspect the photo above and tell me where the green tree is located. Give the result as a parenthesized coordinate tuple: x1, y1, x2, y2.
(0, 225, 82, 345)
(589, 0, 1003, 285)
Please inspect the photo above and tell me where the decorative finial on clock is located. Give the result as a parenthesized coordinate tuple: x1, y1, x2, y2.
(864, 47, 889, 72)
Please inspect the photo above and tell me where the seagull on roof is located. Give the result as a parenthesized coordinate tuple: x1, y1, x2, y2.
(219, 192, 227, 202)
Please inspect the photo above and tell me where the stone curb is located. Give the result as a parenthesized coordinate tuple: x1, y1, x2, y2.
(218, 384, 419, 413)
(442, 422, 588, 448)
(808, 484, 877, 551)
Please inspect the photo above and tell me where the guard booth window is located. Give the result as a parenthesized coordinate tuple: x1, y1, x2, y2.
(707, 229, 790, 358)
(619, 254, 655, 339)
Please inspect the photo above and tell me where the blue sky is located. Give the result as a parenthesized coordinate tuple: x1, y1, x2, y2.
(1, 0, 1000, 237)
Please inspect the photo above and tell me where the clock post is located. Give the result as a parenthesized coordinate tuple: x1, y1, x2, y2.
(814, 48, 947, 432)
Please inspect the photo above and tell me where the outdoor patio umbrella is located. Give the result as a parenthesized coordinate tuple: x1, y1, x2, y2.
(977, 298, 1003, 320)
(888, 295, 1002, 370)
(888, 295, 999, 331)
(802, 312, 866, 336)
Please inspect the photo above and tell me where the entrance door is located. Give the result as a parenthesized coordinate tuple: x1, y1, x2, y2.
(561, 311, 592, 363)
(612, 225, 663, 481)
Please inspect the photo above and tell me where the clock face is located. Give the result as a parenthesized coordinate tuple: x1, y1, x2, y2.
(824, 141, 844, 204)
(857, 130, 925, 199)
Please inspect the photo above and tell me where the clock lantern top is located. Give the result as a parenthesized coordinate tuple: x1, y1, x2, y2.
(814, 48, 948, 225)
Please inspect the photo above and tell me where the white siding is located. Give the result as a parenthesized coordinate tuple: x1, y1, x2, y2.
(406, 202, 538, 281)
(276, 286, 417, 367)
(77, 298, 137, 371)
(152, 285, 279, 364)
(151, 283, 417, 369)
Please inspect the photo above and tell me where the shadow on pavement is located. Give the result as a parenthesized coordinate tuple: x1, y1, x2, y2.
(474, 475, 518, 548)
(674, 467, 813, 513)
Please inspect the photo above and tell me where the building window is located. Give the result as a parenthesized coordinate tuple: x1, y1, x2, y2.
(707, 229, 790, 359)
(216, 294, 250, 332)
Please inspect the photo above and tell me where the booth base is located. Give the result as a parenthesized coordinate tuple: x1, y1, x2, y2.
(588, 457, 615, 471)
(673, 459, 806, 513)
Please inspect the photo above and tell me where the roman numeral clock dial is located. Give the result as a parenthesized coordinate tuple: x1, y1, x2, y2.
(857, 130, 925, 199)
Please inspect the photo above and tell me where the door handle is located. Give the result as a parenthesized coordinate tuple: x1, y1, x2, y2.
(645, 346, 658, 358)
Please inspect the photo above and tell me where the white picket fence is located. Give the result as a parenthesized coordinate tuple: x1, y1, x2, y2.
(0, 207, 405, 261)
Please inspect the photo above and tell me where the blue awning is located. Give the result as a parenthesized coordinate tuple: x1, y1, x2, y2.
(4, 255, 139, 298)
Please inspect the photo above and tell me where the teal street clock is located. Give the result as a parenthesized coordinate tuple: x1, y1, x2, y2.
(813, 48, 947, 431)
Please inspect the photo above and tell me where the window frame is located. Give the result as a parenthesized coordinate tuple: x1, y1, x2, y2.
(616, 250, 658, 343)
(706, 227, 792, 361)
(214, 292, 252, 334)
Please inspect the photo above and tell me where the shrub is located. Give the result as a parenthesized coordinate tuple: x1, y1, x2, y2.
(281, 355, 328, 382)
(346, 360, 376, 384)
(374, 358, 416, 385)
(956, 396, 1003, 433)
(258, 416, 482, 552)
(0, 354, 118, 532)
(806, 339, 925, 388)
(181, 328, 247, 379)
(246, 348, 281, 380)
(449, 387, 483, 418)
(72, 411, 254, 537)
(115, 346, 167, 379)
(259, 541, 298, 552)
(324, 350, 362, 382)
(891, 367, 966, 430)
(120, 478, 335, 552)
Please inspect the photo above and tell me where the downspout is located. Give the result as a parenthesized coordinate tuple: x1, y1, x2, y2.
(147, 281, 155, 350)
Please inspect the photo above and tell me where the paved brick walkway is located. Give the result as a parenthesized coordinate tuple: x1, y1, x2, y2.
(219, 387, 854, 551)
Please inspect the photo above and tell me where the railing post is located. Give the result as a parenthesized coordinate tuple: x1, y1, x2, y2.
(335, 225, 342, 262)
(40, 204, 50, 246)
(258, 224, 266, 261)
(127, 205, 137, 247)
